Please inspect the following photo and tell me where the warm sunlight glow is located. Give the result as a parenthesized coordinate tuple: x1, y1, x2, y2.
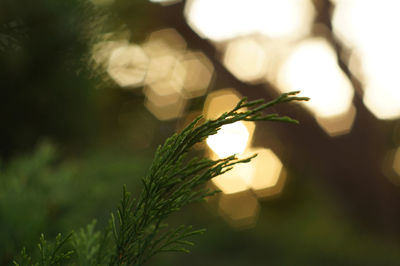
(143, 28, 186, 57)
(92, 40, 128, 67)
(277, 38, 354, 119)
(206, 122, 250, 158)
(184, 0, 315, 42)
(315, 105, 357, 137)
(254, 0, 314, 39)
(212, 162, 252, 194)
(107, 45, 149, 88)
(204, 89, 255, 157)
(249, 148, 284, 194)
(143, 76, 187, 121)
(145, 55, 185, 86)
(140, 28, 215, 121)
(223, 37, 267, 83)
(181, 51, 214, 98)
(210, 147, 286, 197)
(144, 89, 187, 121)
(218, 191, 260, 228)
(332, 0, 400, 119)
(363, 74, 400, 120)
(184, 0, 246, 41)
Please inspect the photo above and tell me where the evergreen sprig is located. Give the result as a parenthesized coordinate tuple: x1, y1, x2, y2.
(14, 91, 308, 265)
(110, 91, 308, 265)
(14, 233, 74, 266)
(72, 220, 112, 266)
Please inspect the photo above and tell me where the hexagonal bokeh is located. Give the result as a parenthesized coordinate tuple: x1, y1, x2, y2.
(184, 0, 315, 42)
(218, 190, 260, 229)
(277, 38, 355, 133)
(207, 122, 250, 159)
(248, 147, 286, 198)
(363, 84, 400, 120)
(144, 91, 187, 121)
(140, 27, 216, 121)
(144, 79, 187, 121)
(382, 147, 400, 186)
(144, 99, 186, 121)
(210, 147, 286, 197)
(181, 51, 214, 98)
(203, 89, 255, 158)
(91, 39, 128, 67)
(107, 44, 149, 88)
(332, 1, 400, 120)
(211, 158, 252, 194)
(145, 55, 184, 85)
(315, 105, 357, 137)
(142, 28, 186, 58)
(223, 37, 268, 83)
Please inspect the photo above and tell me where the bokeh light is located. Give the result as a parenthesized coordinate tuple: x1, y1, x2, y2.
(92, 27, 215, 121)
(144, 88, 187, 121)
(332, 0, 400, 120)
(206, 123, 249, 158)
(223, 37, 268, 83)
(91, 39, 128, 68)
(184, 0, 315, 42)
(277, 38, 355, 136)
(107, 45, 149, 88)
(248, 148, 285, 198)
(203, 89, 255, 157)
(143, 28, 187, 57)
(393, 147, 400, 178)
(149, 0, 181, 5)
(383, 147, 400, 187)
(315, 105, 357, 137)
(211, 160, 251, 194)
(145, 55, 185, 86)
(210, 147, 286, 197)
(203, 89, 287, 197)
(181, 51, 214, 98)
(363, 78, 400, 120)
(7, 1, 400, 264)
(218, 191, 260, 228)
(278, 38, 354, 118)
(143, 76, 188, 121)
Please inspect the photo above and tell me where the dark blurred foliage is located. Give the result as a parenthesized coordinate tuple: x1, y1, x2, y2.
(0, 0, 155, 159)
(3, 143, 400, 265)
(0, 142, 151, 264)
(0, 0, 98, 158)
(1, 0, 400, 265)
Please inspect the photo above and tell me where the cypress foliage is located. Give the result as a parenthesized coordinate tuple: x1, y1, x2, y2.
(14, 91, 308, 265)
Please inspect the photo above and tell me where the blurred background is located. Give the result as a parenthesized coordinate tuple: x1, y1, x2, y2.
(2, 0, 400, 265)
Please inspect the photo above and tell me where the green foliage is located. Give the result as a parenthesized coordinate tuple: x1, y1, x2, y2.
(72, 220, 112, 266)
(0, 142, 74, 263)
(0, 140, 149, 264)
(11, 92, 308, 265)
(0, 0, 106, 158)
(13, 233, 74, 266)
(109, 91, 308, 265)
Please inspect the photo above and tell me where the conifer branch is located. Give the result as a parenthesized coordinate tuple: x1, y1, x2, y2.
(110, 91, 308, 265)
(13, 91, 308, 265)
